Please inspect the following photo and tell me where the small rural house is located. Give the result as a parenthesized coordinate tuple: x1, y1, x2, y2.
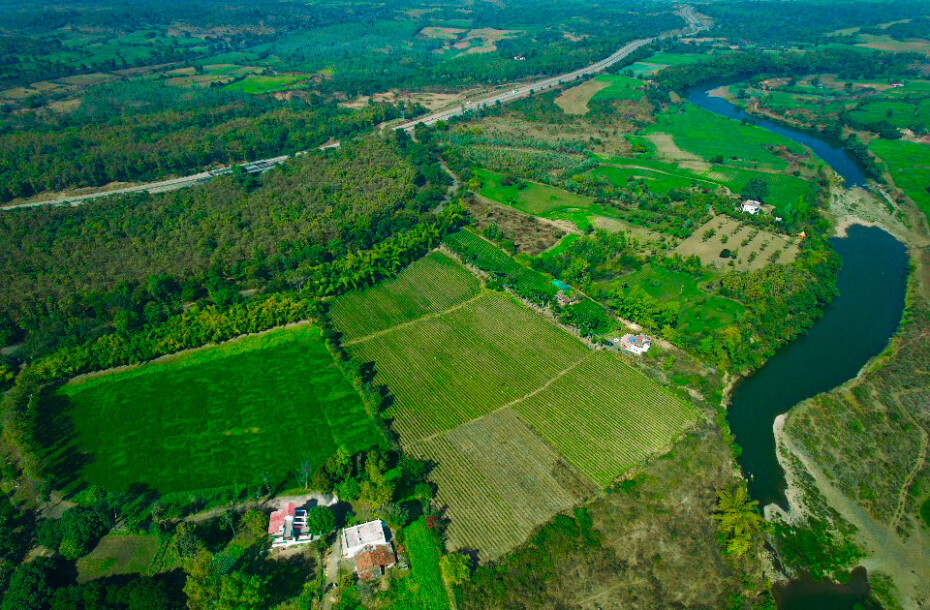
(341, 520, 397, 580)
(268, 503, 312, 548)
(740, 200, 762, 215)
(354, 545, 397, 580)
(341, 520, 390, 558)
(616, 334, 652, 355)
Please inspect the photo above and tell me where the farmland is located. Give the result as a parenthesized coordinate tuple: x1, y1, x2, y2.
(48, 325, 384, 494)
(381, 518, 451, 609)
(605, 263, 748, 335)
(475, 168, 595, 216)
(674, 216, 800, 271)
(870, 138, 930, 218)
(339, 251, 697, 558)
(347, 290, 588, 440)
(330, 251, 481, 339)
(513, 351, 694, 485)
(409, 408, 595, 560)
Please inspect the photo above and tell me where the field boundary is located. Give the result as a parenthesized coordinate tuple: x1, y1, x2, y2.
(343, 291, 489, 346)
(63, 320, 314, 385)
(408, 350, 595, 448)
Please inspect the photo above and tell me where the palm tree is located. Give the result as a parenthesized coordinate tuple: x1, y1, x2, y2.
(713, 484, 766, 556)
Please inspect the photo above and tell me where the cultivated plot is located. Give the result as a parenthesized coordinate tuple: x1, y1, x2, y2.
(409, 408, 596, 560)
(53, 326, 384, 494)
(331, 251, 482, 339)
(348, 291, 589, 440)
(674, 216, 799, 271)
(512, 351, 695, 486)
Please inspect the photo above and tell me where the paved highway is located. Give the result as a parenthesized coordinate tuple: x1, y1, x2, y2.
(3, 7, 709, 211)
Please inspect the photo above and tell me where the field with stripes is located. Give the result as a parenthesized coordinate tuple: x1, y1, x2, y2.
(332, 245, 696, 560)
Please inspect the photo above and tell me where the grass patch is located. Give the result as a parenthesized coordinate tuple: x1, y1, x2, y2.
(330, 251, 481, 339)
(224, 74, 308, 94)
(590, 74, 645, 102)
(76, 534, 159, 583)
(475, 169, 595, 216)
(870, 138, 930, 219)
(51, 326, 384, 494)
(390, 518, 450, 609)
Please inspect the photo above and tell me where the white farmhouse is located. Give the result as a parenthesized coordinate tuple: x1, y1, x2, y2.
(741, 200, 762, 215)
(616, 334, 652, 355)
(341, 520, 389, 558)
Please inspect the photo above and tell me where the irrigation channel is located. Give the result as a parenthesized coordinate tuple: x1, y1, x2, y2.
(686, 83, 910, 608)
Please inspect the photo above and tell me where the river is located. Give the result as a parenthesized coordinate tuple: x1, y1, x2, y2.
(685, 84, 910, 608)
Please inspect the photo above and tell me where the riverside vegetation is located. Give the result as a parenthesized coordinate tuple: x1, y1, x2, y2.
(0, 0, 929, 608)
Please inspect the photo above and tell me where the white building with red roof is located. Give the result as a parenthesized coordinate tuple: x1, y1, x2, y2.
(268, 503, 312, 548)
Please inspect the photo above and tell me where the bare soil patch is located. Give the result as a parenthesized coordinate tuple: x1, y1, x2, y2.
(647, 133, 710, 172)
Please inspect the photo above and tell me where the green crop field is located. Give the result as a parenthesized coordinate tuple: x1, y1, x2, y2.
(476, 168, 595, 215)
(51, 326, 384, 494)
(590, 74, 645, 102)
(409, 408, 595, 560)
(348, 291, 588, 440)
(444, 229, 557, 297)
(224, 74, 308, 94)
(386, 518, 451, 609)
(340, 252, 698, 558)
(592, 164, 699, 193)
(513, 351, 694, 485)
(870, 138, 930, 218)
(331, 251, 481, 339)
(645, 103, 801, 172)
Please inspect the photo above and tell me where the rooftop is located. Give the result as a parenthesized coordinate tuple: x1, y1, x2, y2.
(342, 520, 388, 552)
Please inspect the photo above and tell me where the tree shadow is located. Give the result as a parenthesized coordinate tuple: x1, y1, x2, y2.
(33, 388, 93, 497)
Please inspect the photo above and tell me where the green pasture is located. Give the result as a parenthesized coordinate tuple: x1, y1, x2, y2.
(537, 234, 580, 260)
(607, 264, 746, 334)
(627, 52, 707, 76)
(590, 74, 644, 102)
(645, 103, 802, 171)
(224, 74, 308, 94)
(476, 169, 594, 215)
(50, 326, 384, 494)
(849, 100, 930, 130)
(591, 164, 698, 193)
(870, 138, 930, 218)
(387, 519, 450, 610)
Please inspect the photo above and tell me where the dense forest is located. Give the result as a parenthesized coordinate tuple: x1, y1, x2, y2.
(0, 133, 451, 358)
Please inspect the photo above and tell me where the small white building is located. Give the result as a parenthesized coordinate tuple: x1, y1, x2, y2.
(616, 334, 652, 355)
(341, 520, 389, 558)
(741, 200, 762, 215)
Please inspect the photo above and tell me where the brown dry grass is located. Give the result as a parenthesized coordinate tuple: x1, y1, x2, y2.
(674, 216, 799, 271)
(555, 79, 612, 115)
(467, 196, 569, 255)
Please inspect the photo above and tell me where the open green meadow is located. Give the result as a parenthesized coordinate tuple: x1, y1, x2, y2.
(51, 325, 384, 494)
(224, 74, 309, 94)
(645, 103, 800, 172)
(590, 74, 645, 102)
(386, 518, 451, 609)
(330, 251, 481, 339)
(870, 138, 930, 218)
(476, 168, 595, 215)
(339, 251, 697, 559)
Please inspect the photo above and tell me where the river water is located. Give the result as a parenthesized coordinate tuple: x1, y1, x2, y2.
(685, 84, 910, 607)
